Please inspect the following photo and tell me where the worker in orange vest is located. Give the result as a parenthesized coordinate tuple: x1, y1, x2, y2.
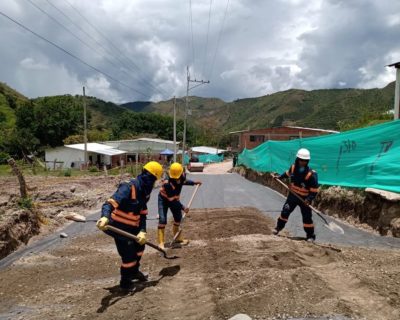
(97, 161, 163, 291)
(273, 148, 319, 241)
(157, 162, 202, 249)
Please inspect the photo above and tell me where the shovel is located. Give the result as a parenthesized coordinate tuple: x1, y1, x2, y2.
(65, 213, 178, 259)
(170, 184, 200, 246)
(271, 174, 344, 234)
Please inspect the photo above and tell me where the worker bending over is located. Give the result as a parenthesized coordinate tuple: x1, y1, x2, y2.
(97, 161, 163, 290)
(157, 162, 202, 248)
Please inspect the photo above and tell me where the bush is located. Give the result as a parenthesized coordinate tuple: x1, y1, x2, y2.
(0, 152, 10, 164)
(89, 166, 99, 172)
(63, 168, 72, 177)
(18, 197, 33, 209)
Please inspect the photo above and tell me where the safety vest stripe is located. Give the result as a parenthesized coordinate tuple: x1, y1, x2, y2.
(107, 198, 119, 208)
(111, 213, 140, 227)
(291, 165, 295, 174)
(305, 172, 313, 180)
(113, 209, 140, 221)
(173, 222, 180, 226)
(131, 185, 136, 200)
(303, 223, 314, 228)
(158, 224, 166, 229)
(309, 187, 319, 193)
(160, 189, 180, 201)
(290, 185, 309, 196)
(279, 215, 288, 222)
(137, 251, 144, 257)
(140, 209, 148, 215)
(121, 261, 137, 268)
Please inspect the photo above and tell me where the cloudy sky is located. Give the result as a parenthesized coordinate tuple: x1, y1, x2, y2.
(0, 0, 399, 103)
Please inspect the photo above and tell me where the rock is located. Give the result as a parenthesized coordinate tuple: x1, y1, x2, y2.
(390, 218, 400, 237)
(70, 186, 76, 193)
(60, 233, 68, 238)
(366, 188, 400, 202)
(228, 314, 252, 320)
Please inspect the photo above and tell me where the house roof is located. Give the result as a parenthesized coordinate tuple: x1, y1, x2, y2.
(105, 138, 179, 144)
(65, 143, 126, 156)
(191, 146, 226, 155)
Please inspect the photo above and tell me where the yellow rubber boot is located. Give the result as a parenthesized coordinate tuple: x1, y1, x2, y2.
(157, 228, 165, 249)
(173, 224, 189, 246)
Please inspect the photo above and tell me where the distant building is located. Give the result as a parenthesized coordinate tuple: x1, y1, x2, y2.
(229, 126, 339, 152)
(103, 138, 180, 163)
(45, 143, 127, 169)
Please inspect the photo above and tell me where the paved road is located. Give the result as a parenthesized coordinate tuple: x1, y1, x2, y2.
(1, 173, 400, 269)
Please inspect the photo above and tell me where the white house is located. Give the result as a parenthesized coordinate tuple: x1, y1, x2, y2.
(45, 143, 127, 169)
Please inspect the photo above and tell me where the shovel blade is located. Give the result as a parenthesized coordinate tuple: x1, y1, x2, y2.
(64, 212, 86, 222)
(324, 222, 344, 234)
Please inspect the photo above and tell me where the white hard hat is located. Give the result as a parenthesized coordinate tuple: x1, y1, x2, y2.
(296, 148, 311, 160)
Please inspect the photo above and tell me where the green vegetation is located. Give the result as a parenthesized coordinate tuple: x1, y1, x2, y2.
(0, 81, 396, 162)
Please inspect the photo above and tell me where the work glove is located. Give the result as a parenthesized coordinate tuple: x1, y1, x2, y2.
(96, 217, 109, 231)
(195, 181, 202, 185)
(137, 231, 147, 245)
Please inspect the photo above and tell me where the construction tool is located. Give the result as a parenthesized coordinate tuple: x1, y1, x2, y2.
(271, 174, 344, 234)
(65, 213, 178, 259)
(105, 225, 178, 259)
(170, 184, 200, 246)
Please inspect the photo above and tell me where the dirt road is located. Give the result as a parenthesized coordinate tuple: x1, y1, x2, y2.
(1, 207, 399, 320)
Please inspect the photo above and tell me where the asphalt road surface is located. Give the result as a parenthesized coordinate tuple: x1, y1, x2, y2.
(1, 172, 400, 269)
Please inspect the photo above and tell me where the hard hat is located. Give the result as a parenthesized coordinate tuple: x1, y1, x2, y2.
(169, 162, 184, 179)
(143, 161, 163, 180)
(296, 148, 311, 160)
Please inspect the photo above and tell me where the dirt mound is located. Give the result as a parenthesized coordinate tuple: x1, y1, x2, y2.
(0, 209, 40, 259)
(0, 207, 399, 320)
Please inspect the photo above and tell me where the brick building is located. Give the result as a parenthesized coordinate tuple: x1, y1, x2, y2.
(229, 126, 338, 152)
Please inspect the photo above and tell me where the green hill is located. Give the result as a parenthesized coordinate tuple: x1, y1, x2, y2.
(134, 82, 395, 131)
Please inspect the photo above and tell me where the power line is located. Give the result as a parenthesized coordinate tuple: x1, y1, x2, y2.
(25, 0, 144, 88)
(189, 0, 196, 77)
(202, 0, 213, 77)
(45, 0, 166, 97)
(64, 0, 168, 97)
(208, 0, 230, 81)
(0, 10, 150, 98)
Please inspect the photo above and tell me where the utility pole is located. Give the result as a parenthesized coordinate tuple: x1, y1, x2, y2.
(387, 62, 400, 120)
(173, 96, 177, 162)
(83, 86, 88, 169)
(181, 65, 210, 166)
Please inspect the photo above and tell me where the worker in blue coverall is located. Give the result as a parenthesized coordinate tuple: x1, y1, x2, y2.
(96, 161, 163, 290)
(157, 162, 202, 249)
(272, 148, 319, 241)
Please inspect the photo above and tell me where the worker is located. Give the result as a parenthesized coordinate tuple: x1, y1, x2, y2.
(157, 162, 202, 249)
(96, 161, 163, 291)
(272, 148, 319, 241)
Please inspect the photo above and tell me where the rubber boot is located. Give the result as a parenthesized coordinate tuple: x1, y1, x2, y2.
(173, 224, 189, 246)
(119, 267, 134, 291)
(158, 228, 165, 249)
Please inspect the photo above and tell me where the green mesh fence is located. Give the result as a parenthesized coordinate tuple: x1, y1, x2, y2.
(238, 120, 400, 193)
(198, 154, 224, 163)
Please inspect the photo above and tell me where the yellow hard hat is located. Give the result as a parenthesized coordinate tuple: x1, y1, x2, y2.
(143, 161, 163, 180)
(169, 162, 184, 179)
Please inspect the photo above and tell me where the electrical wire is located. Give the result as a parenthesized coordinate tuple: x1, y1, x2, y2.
(0, 9, 150, 98)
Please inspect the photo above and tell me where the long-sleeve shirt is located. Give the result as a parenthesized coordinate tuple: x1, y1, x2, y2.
(101, 179, 148, 232)
(279, 164, 319, 201)
(159, 174, 195, 210)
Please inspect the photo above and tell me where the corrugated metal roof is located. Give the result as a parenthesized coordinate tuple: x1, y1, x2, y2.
(105, 138, 179, 144)
(285, 126, 339, 133)
(191, 146, 226, 154)
(65, 143, 126, 156)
